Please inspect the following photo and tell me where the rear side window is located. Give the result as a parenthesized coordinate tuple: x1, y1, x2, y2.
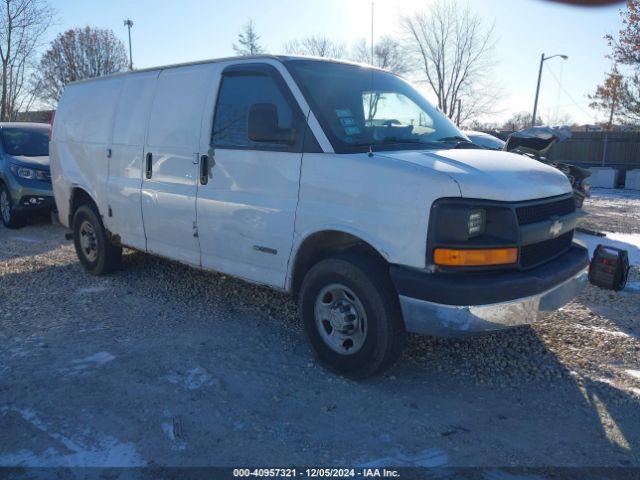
(212, 71, 299, 151)
(1, 128, 49, 156)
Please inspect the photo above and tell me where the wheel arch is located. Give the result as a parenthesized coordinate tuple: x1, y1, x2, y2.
(287, 228, 390, 295)
(68, 186, 99, 226)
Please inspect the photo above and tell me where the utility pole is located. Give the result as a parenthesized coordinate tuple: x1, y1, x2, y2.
(532, 53, 568, 127)
(124, 19, 134, 71)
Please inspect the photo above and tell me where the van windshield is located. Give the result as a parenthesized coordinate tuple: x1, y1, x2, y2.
(285, 60, 467, 153)
(1, 127, 50, 157)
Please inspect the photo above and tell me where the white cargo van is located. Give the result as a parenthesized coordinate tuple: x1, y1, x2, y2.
(51, 56, 589, 377)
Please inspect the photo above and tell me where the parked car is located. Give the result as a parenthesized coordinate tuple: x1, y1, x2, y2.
(504, 126, 591, 208)
(463, 130, 505, 150)
(51, 56, 589, 378)
(0, 122, 53, 228)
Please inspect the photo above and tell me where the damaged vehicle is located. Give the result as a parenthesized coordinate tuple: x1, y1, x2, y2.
(504, 126, 591, 208)
(463, 130, 505, 151)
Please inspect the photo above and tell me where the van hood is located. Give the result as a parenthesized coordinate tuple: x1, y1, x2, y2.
(377, 148, 572, 202)
(6, 154, 50, 168)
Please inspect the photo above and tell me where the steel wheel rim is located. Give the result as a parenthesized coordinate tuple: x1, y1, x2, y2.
(0, 190, 10, 223)
(79, 220, 98, 262)
(314, 283, 367, 355)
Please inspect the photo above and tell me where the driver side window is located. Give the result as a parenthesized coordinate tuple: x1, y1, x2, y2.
(212, 70, 301, 151)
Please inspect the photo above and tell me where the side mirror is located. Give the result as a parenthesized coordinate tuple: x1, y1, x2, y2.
(248, 103, 296, 145)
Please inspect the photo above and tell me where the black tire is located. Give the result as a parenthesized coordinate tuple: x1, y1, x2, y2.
(72, 204, 122, 275)
(299, 254, 405, 379)
(0, 183, 26, 229)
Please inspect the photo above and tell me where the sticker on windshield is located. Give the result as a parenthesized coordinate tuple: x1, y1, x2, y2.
(335, 109, 353, 118)
(340, 117, 356, 127)
(344, 126, 361, 136)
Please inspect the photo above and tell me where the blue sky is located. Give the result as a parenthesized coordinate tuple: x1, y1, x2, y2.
(49, 0, 624, 125)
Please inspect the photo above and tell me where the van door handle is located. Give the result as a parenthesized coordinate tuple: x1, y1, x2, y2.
(145, 152, 153, 179)
(200, 155, 209, 185)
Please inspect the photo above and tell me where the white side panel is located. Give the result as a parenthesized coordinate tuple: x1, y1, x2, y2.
(198, 150, 302, 287)
(106, 71, 158, 250)
(141, 64, 214, 266)
(50, 78, 124, 225)
(289, 152, 462, 289)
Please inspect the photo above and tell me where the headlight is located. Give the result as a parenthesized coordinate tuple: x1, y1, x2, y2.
(10, 165, 34, 179)
(427, 198, 519, 268)
(467, 209, 485, 237)
(10, 164, 48, 181)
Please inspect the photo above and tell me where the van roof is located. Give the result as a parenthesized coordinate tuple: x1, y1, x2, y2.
(68, 54, 387, 86)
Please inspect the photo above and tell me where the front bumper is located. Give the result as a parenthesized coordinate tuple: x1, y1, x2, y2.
(14, 194, 55, 212)
(391, 244, 589, 336)
(4, 170, 54, 212)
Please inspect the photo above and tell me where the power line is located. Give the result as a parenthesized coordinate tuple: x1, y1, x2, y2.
(545, 64, 597, 123)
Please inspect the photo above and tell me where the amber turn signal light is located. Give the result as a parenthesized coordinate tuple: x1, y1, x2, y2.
(434, 247, 518, 267)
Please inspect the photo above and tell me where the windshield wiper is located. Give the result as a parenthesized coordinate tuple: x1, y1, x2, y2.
(381, 136, 423, 144)
(435, 136, 483, 150)
(436, 135, 472, 143)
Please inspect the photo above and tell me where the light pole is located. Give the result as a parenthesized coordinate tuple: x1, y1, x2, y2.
(124, 19, 134, 71)
(531, 53, 568, 127)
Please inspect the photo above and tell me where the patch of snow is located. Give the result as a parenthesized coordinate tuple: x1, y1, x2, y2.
(184, 367, 210, 390)
(77, 286, 107, 295)
(0, 408, 144, 467)
(72, 352, 115, 369)
(574, 324, 631, 338)
(163, 366, 218, 391)
(596, 378, 640, 398)
(625, 281, 640, 292)
(360, 447, 448, 468)
(625, 369, 640, 381)
(574, 231, 640, 266)
(590, 188, 640, 200)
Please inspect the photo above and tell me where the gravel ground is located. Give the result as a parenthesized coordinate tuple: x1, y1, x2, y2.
(579, 188, 640, 234)
(1, 194, 639, 469)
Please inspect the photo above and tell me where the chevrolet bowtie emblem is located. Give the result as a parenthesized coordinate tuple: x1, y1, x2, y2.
(549, 219, 563, 237)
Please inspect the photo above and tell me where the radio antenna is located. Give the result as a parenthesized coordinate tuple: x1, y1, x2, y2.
(371, 2, 374, 65)
(368, 2, 375, 157)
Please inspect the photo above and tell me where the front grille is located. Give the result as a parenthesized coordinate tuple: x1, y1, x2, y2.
(516, 197, 575, 225)
(520, 231, 573, 268)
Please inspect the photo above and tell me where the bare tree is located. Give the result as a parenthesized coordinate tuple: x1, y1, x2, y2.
(32, 27, 128, 105)
(0, 0, 53, 120)
(401, 0, 497, 122)
(233, 19, 264, 56)
(284, 35, 346, 58)
(501, 111, 542, 131)
(351, 36, 411, 75)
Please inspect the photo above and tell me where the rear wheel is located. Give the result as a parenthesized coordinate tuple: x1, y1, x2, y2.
(72, 204, 122, 275)
(299, 254, 405, 378)
(0, 184, 25, 229)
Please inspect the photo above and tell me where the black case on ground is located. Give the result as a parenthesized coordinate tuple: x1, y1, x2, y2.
(588, 244, 630, 291)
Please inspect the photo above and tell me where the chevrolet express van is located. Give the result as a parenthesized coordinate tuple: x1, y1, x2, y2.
(50, 56, 589, 378)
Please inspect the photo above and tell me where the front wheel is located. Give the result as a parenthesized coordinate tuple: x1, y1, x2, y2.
(0, 184, 26, 229)
(299, 254, 405, 379)
(72, 205, 122, 275)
